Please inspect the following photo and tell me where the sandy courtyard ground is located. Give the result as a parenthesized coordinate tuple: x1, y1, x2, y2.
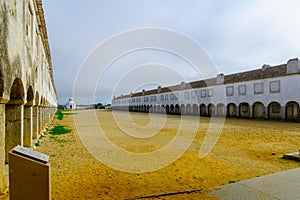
(2, 109, 299, 199)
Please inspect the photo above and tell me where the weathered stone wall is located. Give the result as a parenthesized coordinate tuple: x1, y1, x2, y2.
(0, 0, 57, 193)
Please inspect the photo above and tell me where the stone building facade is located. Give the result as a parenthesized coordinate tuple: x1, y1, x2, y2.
(112, 58, 300, 121)
(0, 0, 57, 192)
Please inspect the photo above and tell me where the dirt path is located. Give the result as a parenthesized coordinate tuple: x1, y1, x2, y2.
(3, 110, 299, 200)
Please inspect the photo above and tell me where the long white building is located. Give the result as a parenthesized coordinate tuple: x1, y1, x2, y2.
(112, 58, 300, 121)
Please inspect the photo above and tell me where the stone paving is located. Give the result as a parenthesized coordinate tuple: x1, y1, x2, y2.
(210, 167, 300, 200)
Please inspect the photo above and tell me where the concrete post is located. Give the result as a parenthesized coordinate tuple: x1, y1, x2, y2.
(236, 106, 240, 118)
(23, 106, 33, 147)
(281, 106, 286, 121)
(0, 104, 6, 192)
(5, 105, 24, 163)
(264, 107, 269, 119)
(39, 107, 43, 134)
(249, 105, 253, 119)
(32, 106, 39, 139)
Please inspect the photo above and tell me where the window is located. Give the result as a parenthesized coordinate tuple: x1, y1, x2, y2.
(208, 88, 213, 97)
(165, 94, 169, 101)
(270, 80, 280, 93)
(238, 85, 246, 96)
(154, 96, 157, 101)
(175, 93, 178, 100)
(254, 83, 264, 95)
(160, 94, 164, 101)
(170, 93, 174, 100)
(184, 91, 190, 99)
(226, 86, 234, 96)
(191, 91, 196, 99)
(201, 90, 206, 98)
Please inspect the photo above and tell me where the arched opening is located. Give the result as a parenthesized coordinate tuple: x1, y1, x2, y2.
(217, 103, 226, 117)
(170, 104, 175, 114)
(239, 102, 250, 118)
(253, 102, 265, 119)
(268, 102, 282, 119)
(143, 105, 146, 112)
(5, 78, 25, 163)
(146, 105, 150, 113)
(175, 104, 180, 115)
(286, 101, 300, 121)
(161, 105, 166, 114)
(157, 105, 161, 113)
(192, 104, 198, 116)
(166, 105, 170, 114)
(227, 103, 237, 117)
(24, 86, 34, 147)
(186, 104, 191, 115)
(208, 104, 215, 117)
(181, 104, 185, 115)
(200, 104, 206, 116)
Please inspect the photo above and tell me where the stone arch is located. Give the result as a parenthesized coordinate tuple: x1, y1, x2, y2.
(166, 105, 170, 114)
(268, 101, 282, 119)
(175, 104, 180, 115)
(217, 103, 226, 117)
(5, 78, 25, 162)
(253, 102, 265, 119)
(181, 104, 185, 115)
(146, 105, 150, 113)
(208, 103, 215, 117)
(170, 104, 175, 114)
(186, 104, 192, 115)
(286, 101, 300, 121)
(199, 104, 206, 116)
(9, 78, 25, 104)
(239, 102, 250, 118)
(227, 103, 237, 117)
(26, 85, 34, 106)
(192, 104, 198, 116)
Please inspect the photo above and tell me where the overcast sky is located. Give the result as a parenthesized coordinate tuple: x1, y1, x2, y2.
(43, 0, 300, 105)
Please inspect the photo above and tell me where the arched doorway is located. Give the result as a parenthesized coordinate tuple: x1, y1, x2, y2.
(181, 104, 185, 115)
(217, 103, 226, 117)
(208, 104, 215, 117)
(175, 104, 180, 115)
(227, 103, 237, 117)
(169, 104, 174, 114)
(200, 104, 206, 116)
(239, 102, 250, 118)
(186, 104, 192, 115)
(268, 102, 282, 119)
(192, 104, 198, 116)
(286, 101, 299, 121)
(166, 105, 170, 114)
(253, 102, 265, 119)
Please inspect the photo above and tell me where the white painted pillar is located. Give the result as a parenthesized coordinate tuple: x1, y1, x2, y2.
(0, 104, 6, 192)
(23, 106, 33, 147)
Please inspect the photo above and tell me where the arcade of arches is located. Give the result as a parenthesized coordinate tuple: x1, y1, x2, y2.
(0, 0, 57, 193)
(118, 101, 300, 121)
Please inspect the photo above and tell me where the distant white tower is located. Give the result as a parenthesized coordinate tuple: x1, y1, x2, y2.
(65, 97, 76, 110)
